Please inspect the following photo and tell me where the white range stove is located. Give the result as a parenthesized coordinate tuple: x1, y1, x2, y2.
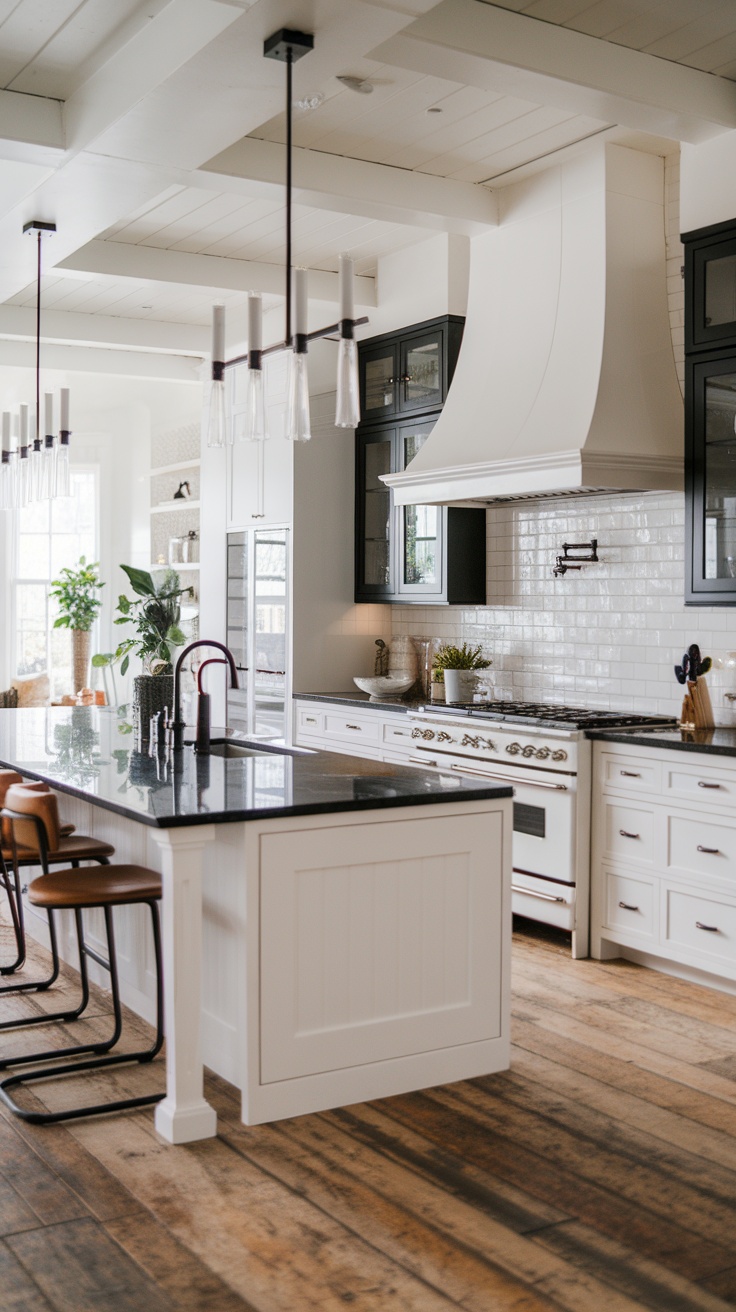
(406, 701, 676, 958)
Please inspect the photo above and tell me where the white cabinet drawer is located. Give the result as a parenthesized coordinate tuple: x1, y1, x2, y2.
(604, 870, 656, 940)
(664, 887, 736, 968)
(664, 764, 736, 808)
(381, 719, 414, 750)
(602, 801, 656, 866)
(667, 814, 736, 881)
(296, 706, 324, 736)
(602, 755, 661, 795)
(324, 711, 381, 746)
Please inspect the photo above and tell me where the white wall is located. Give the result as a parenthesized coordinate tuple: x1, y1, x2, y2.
(681, 132, 736, 234)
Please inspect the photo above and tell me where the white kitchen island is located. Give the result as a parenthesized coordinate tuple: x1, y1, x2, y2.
(0, 707, 512, 1143)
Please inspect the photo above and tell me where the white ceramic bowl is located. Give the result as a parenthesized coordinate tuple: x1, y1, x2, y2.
(353, 674, 416, 700)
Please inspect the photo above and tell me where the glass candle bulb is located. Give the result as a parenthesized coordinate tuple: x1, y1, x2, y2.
(335, 336, 360, 428)
(335, 253, 360, 428)
(286, 351, 311, 442)
(1, 412, 12, 510)
(206, 306, 229, 447)
(55, 434, 70, 497)
(30, 435, 44, 501)
(241, 292, 268, 441)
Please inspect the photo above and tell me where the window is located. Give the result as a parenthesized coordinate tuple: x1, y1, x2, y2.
(14, 469, 98, 699)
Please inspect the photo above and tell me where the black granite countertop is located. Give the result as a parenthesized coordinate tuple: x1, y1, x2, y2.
(588, 726, 736, 756)
(0, 708, 511, 829)
(296, 690, 435, 714)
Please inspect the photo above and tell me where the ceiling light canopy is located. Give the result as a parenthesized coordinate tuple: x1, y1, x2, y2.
(206, 28, 365, 453)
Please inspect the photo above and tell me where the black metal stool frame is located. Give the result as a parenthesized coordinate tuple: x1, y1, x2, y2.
(0, 808, 109, 1007)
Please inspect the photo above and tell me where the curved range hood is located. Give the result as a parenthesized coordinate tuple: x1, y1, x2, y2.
(384, 144, 683, 508)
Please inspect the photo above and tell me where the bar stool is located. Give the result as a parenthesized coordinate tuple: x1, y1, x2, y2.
(0, 785, 164, 1124)
(0, 773, 114, 993)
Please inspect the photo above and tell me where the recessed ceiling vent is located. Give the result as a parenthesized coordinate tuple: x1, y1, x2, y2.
(383, 143, 684, 508)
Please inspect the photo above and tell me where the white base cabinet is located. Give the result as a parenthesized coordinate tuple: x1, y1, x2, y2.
(592, 741, 736, 981)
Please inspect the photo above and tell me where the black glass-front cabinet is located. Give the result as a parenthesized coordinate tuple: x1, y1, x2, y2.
(355, 317, 486, 606)
(685, 219, 736, 602)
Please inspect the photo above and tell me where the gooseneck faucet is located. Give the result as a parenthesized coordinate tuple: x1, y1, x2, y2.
(172, 639, 239, 751)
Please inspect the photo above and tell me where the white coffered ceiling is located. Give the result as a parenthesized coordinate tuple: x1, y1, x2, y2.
(0, 0, 734, 378)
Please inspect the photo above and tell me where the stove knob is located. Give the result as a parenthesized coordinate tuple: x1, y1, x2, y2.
(551, 748, 568, 762)
(521, 744, 536, 758)
(536, 746, 550, 760)
(480, 738, 496, 751)
(437, 731, 453, 743)
(411, 728, 435, 740)
(506, 742, 521, 755)
(461, 733, 481, 748)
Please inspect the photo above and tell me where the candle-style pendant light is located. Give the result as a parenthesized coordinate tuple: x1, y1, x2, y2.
(206, 29, 366, 446)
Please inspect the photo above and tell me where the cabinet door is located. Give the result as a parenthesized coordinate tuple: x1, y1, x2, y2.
(397, 418, 445, 598)
(686, 353, 736, 603)
(360, 343, 398, 422)
(399, 329, 443, 413)
(356, 427, 395, 598)
(687, 232, 736, 353)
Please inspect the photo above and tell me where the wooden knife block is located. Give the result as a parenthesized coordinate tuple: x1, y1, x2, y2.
(681, 677, 714, 730)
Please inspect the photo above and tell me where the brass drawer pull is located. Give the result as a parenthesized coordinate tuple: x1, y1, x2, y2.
(698, 781, 722, 789)
(345, 724, 362, 731)
(618, 901, 640, 911)
(697, 845, 720, 855)
(696, 921, 719, 932)
(619, 829, 640, 839)
(620, 771, 641, 778)
(409, 755, 436, 766)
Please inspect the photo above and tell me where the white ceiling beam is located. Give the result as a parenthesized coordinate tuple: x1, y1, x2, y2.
(370, 0, 736, 145)
(199, 137, 497, 234)
(62, 0, 245, 157)
(0, 337, 201, 382)
(0, 305, 208, 357)
(0, 90, 64, 166)
(57, 240, 377, 307)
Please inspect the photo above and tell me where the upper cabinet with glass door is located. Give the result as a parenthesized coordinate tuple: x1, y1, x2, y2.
(359, 316, 464, 422)
(685, 218, 736, 602)
(685, 221, 736, 353)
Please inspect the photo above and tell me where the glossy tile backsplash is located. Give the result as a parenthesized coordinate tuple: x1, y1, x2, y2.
(390, 492, 736, 722)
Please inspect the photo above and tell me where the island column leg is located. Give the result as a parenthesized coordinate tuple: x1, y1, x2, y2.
(149, 825, 217, 1144)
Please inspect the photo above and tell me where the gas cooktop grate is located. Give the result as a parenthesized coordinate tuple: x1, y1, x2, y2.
(442, 700, 678, 730)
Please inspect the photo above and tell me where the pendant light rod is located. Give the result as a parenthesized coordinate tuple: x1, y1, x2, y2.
(223, 315, 370, 373)
(23, 220, 56, 444)
(285, 44, 293, 347)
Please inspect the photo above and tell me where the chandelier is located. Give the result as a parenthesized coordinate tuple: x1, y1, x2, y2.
(1, 221, 71, 510)
(206, 29, 366, 450)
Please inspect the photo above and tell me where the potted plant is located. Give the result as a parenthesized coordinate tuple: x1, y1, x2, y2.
(432, 642, 492, 704)
(92, 566, 191, 724)
(49, 557, 105, 693)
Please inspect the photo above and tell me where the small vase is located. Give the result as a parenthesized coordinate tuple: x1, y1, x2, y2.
(71, 629, 91, 694)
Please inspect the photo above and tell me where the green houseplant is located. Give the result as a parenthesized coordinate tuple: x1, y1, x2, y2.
(432, 641, 492, 704)
(92, 566, 191, 720)
(49, 557, 105, 693)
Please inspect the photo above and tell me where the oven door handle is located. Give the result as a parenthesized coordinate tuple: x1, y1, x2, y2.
(511, 883, 567, 903)
(448, 762, 567, 790)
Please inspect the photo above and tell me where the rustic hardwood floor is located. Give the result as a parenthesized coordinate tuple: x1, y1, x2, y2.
(1, 919, 736, 1311)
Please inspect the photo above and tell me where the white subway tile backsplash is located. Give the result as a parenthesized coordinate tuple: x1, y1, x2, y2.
(389, 491, 736, 719)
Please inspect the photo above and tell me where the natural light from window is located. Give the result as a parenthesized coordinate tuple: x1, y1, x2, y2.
(14, 469, 98, 699)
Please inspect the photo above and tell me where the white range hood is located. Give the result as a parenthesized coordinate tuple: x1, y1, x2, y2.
(384, 143, 683, 508)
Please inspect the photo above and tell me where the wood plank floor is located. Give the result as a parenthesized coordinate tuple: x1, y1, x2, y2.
(1, 919, 736, 1311)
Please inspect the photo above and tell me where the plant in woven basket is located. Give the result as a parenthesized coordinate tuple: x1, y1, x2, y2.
(93, 566, 191, 679)
(432, 642, 491, 685)
(49, 557, 105, 692)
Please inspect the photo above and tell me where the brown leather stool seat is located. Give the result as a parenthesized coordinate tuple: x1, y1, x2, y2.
(0, 801, 164, 1125)
(0, 774, 114, 985)
(29, 865, 161, 907)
